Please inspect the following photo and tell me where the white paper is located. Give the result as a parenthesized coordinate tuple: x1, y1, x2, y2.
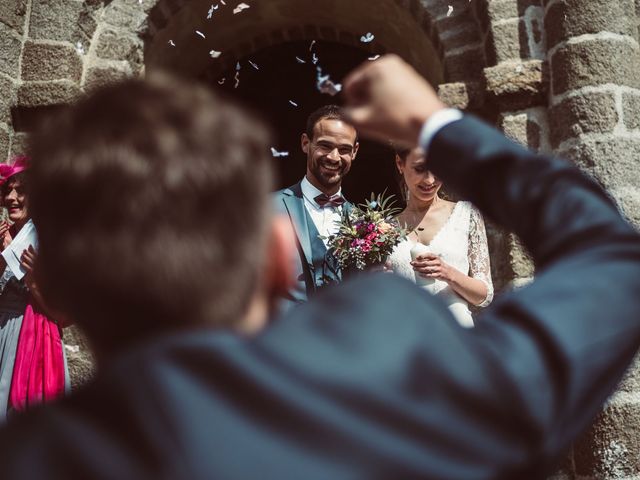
(1, 219, 38, 281)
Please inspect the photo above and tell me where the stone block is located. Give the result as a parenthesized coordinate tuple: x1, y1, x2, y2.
(609, 185, 640, 228)
(499, 109, 549, 152)
(77, 10, 98, 41)
(9, 132, 27, 157)
(550, 39, 640, 96)
(0, 74, 15, 124)
(549, 91, 618, 148)
(17, 80, 81, 108)
(83, 66, 131, 92)
(439, 22, 482, 51)
(623, 91, 640, 131)
(21, 41, 82, 82)
(486, 19, 529, 65)
(29, 0, 84, 42)
(0, 23, 22, 77)
(95, 29, 141, 62)
(102, 2, 147, 32)
(437, 81, 484, 110)
(444, 45, 485, 82)
(558, 136, 640, 194)
(484, 60, 548, 110)
(0, 0, 28, 34)
(545, 0, 636, 50)
(486, 0, 542, 22)
(508, 234, 534, 278)
(63, 325, 95, 388)
(574, 402, 640, 478)
(0, 125, 10, 163)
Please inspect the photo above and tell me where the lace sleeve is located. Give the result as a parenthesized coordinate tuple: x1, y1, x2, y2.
(468, 205, 494, 307)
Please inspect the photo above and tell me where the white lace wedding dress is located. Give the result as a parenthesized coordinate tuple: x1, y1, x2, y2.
(388, 201, 493, 327)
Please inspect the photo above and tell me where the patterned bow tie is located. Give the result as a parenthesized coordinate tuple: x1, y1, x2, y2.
(314, 193, 346, 208)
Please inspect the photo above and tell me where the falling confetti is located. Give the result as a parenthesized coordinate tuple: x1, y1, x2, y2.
(360, 32, 375, 43)
(312, 53, 319, 65)
(309, 40, 316, 51)
(271, 148, 289, 158)
(218, 77, 226, 85)
(209, 49, 222, 58)
(75, 41, 85, 55)
(368, 55, 380, 61)
(65, 344, 80, 353)
(168, 40, 176, 47)
(196, 30, 206, 39)
(233, 2, 250, 14)
(234, 62, 241, 88)
(295, 56, 306, 64)
(446, 5, 453, 16)
(289, 100, 298, 107)
(248, 60, 259, 70)
(207, 5, 215, 18)
(316, 67, 342, 96)
(221, 0, 226, 4)
(236, 61, 241, 70)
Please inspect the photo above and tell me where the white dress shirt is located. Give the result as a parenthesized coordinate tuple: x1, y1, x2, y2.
(301, 176, 343, 247)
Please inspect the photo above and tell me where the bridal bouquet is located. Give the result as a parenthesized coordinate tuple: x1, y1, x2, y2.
(326, 192, 408, 271)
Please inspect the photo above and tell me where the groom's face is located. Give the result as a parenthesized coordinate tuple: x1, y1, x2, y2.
(302, 118, 358, 194)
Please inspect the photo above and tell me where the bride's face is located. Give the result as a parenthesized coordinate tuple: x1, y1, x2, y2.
(396, 148, 442, 202)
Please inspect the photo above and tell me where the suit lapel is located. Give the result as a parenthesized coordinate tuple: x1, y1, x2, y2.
(282, 182, 313, 266)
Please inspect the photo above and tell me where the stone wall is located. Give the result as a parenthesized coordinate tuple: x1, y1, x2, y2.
(1, 1, 640, 477)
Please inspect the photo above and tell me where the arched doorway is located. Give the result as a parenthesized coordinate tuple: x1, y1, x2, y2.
(143, 0, 446, 203)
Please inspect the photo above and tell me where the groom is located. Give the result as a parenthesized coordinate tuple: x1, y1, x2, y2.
(273, 105, 359, 308)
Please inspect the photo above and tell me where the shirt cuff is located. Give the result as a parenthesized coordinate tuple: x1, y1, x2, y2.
(418, 108, 464, 156)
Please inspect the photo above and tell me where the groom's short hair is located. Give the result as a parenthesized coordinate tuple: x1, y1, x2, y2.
(28, 74, 274, 353)
(305, 105, 357, 142)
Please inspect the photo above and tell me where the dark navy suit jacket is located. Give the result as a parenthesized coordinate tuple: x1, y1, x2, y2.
(1, 116, 639, 479)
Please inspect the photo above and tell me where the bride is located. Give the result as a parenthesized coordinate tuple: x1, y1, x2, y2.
(388, 147, 493, 327)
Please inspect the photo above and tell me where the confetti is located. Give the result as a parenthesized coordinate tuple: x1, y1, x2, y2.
(196, 30, 206, 38)
(368, 55, 380, 61)
(233, 2, 250, 14)
(248, 60, 259, 70)
(316, 67, 342, 96)
(295, 56, 306, 64)
(271, 148, 289, 158)
(360, 32, 375, 43)
(168, 40, 176, 47)
(65, 344, 80, 353)
(236, 61, 241, 71)
(309, 40, 316, 51)
(207, 5, 215, 18)
(312, 53, 319, 65)
(289, 100, 298, 107)
(446, 5, 453, 16)
(209, 49, 222, 58)
(221, 0, 226, 4)
(218, 77, 226, 85)
(234, 72, 240, 88)
(75, 41, 85, 55)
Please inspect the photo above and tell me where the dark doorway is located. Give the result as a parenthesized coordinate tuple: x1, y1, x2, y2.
(210, 40, 403, 206)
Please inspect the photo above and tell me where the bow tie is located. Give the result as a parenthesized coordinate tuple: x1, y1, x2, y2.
(314, 193, 346, 208)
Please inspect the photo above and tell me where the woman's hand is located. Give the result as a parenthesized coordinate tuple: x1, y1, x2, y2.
(411, 253, 456, 283)
(20, 245, 37, 291)
(0, 221, 12, 250)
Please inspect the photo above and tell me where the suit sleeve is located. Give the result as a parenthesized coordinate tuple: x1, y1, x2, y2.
(425, 116, 640, 471)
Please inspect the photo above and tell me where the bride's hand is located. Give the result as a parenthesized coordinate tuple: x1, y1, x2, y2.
(411, 253, 454, 283)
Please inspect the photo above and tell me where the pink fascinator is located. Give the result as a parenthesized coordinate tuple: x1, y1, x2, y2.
(0, 155, 28, 186)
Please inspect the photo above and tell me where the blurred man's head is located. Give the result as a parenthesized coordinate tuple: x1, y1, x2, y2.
(301, 105, 359, 196)
(28, 74, 291, 357)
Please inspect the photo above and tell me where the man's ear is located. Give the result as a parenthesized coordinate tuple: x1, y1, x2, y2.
(301, 133, 310, 155)
(352, 141, 360, 161)
(265, 215, 296, 303)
